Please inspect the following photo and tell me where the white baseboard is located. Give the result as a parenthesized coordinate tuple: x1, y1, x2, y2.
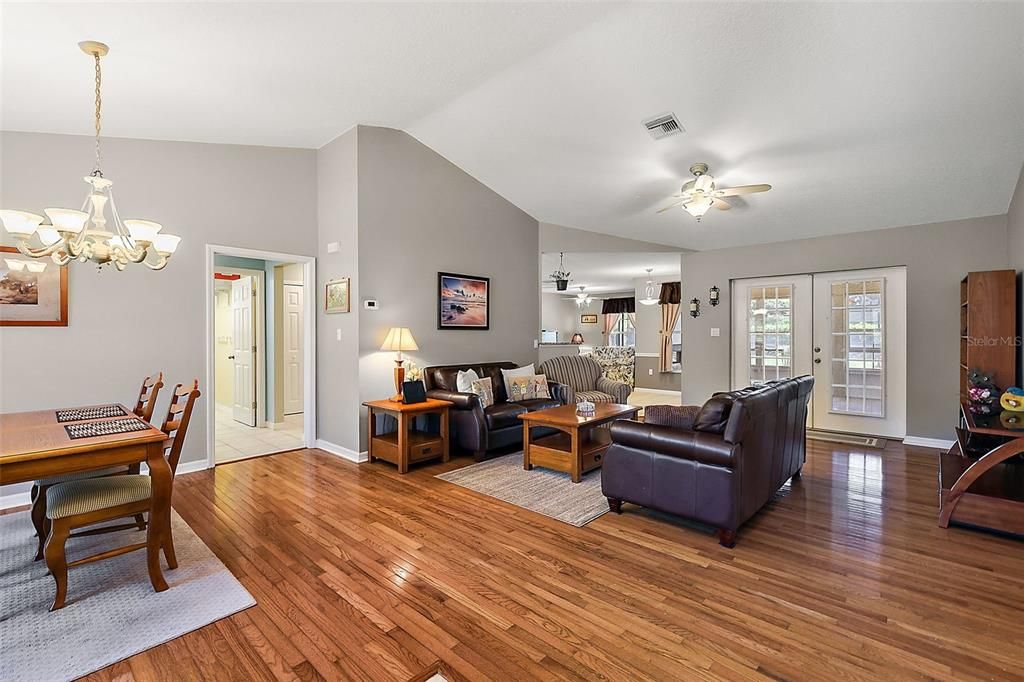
(0, 490, 32, 510)
(634, 352, 660, 358)
(631, 387, 681, 396)
(903, 436, 955, 450)
(315, 439, 368, 463)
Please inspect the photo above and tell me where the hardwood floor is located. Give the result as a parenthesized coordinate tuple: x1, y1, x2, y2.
(72, 440, 1024, 681)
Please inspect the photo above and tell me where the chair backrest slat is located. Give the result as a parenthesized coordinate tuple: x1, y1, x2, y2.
(133, 372, 164, 423)
(159, 379, 201, 475)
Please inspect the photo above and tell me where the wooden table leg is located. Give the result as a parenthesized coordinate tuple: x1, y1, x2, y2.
(397, 412, 408, 474)
(523, 422, 532, 470)
(440, 408, 450, 463)
(367, 409, 376, 462)
(145, 441, 170, 593)
(939, 437, 1024, 527)
(570, 428, 581, 483)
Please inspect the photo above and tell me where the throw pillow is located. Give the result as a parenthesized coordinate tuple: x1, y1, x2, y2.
(508, 374, 552, 402)
(456, 368, 480, 393)
(500, 363, 536, 398)
(469, 377, 494, 409)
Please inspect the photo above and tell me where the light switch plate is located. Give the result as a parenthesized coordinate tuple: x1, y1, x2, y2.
(336, 329, 342, 341)
(326, 241, 340, 253)
(711, 327, 721, 337)
(648, 368, 654, 375)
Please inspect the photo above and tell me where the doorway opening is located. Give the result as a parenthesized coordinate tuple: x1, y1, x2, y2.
(730, 266, 907, 439)
(206, 245, 316, 466)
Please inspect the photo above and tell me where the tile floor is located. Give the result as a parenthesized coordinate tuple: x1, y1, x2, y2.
(215, 403, 304, 463)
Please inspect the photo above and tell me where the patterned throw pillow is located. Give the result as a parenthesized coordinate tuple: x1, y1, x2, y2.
(469, 377, 495, 409)
(509, 374, 552, 402)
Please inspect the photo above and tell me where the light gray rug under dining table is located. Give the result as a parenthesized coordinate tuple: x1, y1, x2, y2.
(436, 452, 608, 526)
(0, 509, 255, 681)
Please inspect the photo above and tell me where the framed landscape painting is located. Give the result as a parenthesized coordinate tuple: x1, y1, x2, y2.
(438, 272, 489, 330)
(325, 277, 350, 313)
(581, 314, 598, 324)
(0, 246, 68, 326)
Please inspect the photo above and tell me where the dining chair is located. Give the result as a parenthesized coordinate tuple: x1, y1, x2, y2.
(30, 371, 165, 560)
(42, 379, 201, 611)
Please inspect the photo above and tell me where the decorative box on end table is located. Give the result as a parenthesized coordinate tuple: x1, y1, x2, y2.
(518, 403, 640, 482)
(363, 398, 451, 473)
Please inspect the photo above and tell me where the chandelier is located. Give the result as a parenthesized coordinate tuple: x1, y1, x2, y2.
(639, 268, 659, 305)
(575, 286, 592, 308)
(0, 41, 180, 271)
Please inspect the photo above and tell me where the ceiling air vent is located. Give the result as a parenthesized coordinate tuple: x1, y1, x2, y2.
(642, 112, 683, 140)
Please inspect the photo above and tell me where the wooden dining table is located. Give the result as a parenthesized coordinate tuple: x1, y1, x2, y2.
(0, 403, 174, 593)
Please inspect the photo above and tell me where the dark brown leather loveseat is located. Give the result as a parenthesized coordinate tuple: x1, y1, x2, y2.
(602, 376, 813, 547)
(423, 362, 560, 460)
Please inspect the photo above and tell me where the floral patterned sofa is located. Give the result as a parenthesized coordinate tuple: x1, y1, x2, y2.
(589, 346, 636, 390)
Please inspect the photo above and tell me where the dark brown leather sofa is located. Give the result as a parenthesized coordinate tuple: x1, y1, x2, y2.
(602, 376, 813, 547)
(423, 362, 560, 460)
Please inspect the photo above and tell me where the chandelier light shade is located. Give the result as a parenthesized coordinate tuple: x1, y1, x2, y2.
(575, 286, 592, 308)
(0, 41, 180, 271)
(639, 268, 658, 305)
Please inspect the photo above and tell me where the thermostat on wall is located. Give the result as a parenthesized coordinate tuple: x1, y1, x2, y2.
(363, 299, 379, 310)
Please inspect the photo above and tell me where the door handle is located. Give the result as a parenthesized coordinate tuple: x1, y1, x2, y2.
(814, 358, 822, 364)
(814, 347, 821, 353)
(228, 355, 235, 359)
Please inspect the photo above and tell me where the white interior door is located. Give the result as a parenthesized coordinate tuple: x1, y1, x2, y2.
(811, 267, 906, 438)
(283, 283, 304, 415)
(732, 276, 813, 390)
(231, 276, 257, 427)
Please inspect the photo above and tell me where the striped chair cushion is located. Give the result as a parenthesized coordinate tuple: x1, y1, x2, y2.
(46, 475, 152, 520)
(36, 466, 130, 486)
(577, 390, 616, 403)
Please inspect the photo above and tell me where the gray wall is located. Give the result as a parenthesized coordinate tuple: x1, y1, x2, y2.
(316, 128, 361, 451)
(680, 214, 1009, 440)
(541, 293, 580, 340)
(1008, 163, 1024, 385)
(0, 131, 317, 496)
(355, 126, 539, 450)
(541, 222, 681, 253)
(633, 275, 681, 391)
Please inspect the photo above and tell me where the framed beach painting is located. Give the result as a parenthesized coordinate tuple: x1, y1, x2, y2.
(325, 277, 350, 313)
(0, 246, 68, 326)
(437, 272, 489, 330)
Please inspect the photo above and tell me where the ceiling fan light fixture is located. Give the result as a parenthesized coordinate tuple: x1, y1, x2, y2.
(683, 197, 714, 220)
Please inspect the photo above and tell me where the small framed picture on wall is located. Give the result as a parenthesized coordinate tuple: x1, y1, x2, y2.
(325, 277, 350, 313)
(580, 313, 598, 324)
(0, 246, 69, 326)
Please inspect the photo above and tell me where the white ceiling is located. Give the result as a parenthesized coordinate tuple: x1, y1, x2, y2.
(3, 3, 1023, 250)
(541, 252, 679, 296)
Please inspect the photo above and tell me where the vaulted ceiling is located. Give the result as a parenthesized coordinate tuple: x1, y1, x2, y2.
(4, 2, 1022, 250)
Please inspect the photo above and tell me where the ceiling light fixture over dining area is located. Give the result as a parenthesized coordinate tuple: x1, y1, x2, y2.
(0, 41, 180, 271)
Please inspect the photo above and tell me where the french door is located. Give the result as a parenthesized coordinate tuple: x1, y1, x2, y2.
(732, 267, 907, 438)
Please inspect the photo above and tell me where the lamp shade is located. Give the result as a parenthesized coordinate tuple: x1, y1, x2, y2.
(380, 327, 419, 352)
(570, 333, 584, 344)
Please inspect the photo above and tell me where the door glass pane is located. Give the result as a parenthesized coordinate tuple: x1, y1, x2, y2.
(746, 284, 793, 386)
(829, 278, 884, 416)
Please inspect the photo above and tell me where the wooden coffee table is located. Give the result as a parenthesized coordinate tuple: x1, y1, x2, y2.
(518, 403, 640, 482)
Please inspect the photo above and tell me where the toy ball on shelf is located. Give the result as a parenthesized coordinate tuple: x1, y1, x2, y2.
(1000, 387, 1024, 412)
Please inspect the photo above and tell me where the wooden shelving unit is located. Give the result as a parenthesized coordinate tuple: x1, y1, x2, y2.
(959, 270, 1017, 397)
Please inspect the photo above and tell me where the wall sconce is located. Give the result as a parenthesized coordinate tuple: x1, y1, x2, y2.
(689, 297, 701, 318)
(709, 285, 720, 306)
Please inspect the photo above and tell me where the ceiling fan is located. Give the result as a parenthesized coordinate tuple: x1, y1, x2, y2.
(657, 163, 771, 222)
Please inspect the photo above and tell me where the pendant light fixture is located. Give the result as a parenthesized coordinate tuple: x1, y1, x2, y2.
(639, 268, 658, 305)
(575, 286, 592, 308)
(0, 41, 180, 271)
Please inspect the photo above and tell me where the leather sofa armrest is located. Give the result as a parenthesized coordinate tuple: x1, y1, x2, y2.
(596, 376, 631, 403)
(425, 389, 480, 411)
(609, 420, 737, 469)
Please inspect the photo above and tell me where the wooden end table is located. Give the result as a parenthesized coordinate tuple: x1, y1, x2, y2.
(363, 398, 451, 473)
(938, 402, 1024, 536)
(518, 403, 640, 483)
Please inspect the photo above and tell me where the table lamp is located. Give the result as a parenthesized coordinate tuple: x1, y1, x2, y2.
(570, 333, 584, 344)
(380, 327, 419, 402)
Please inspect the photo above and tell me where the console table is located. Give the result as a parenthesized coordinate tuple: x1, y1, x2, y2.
(364, 398, 451, 473)
(938, 402, 1024, 536)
